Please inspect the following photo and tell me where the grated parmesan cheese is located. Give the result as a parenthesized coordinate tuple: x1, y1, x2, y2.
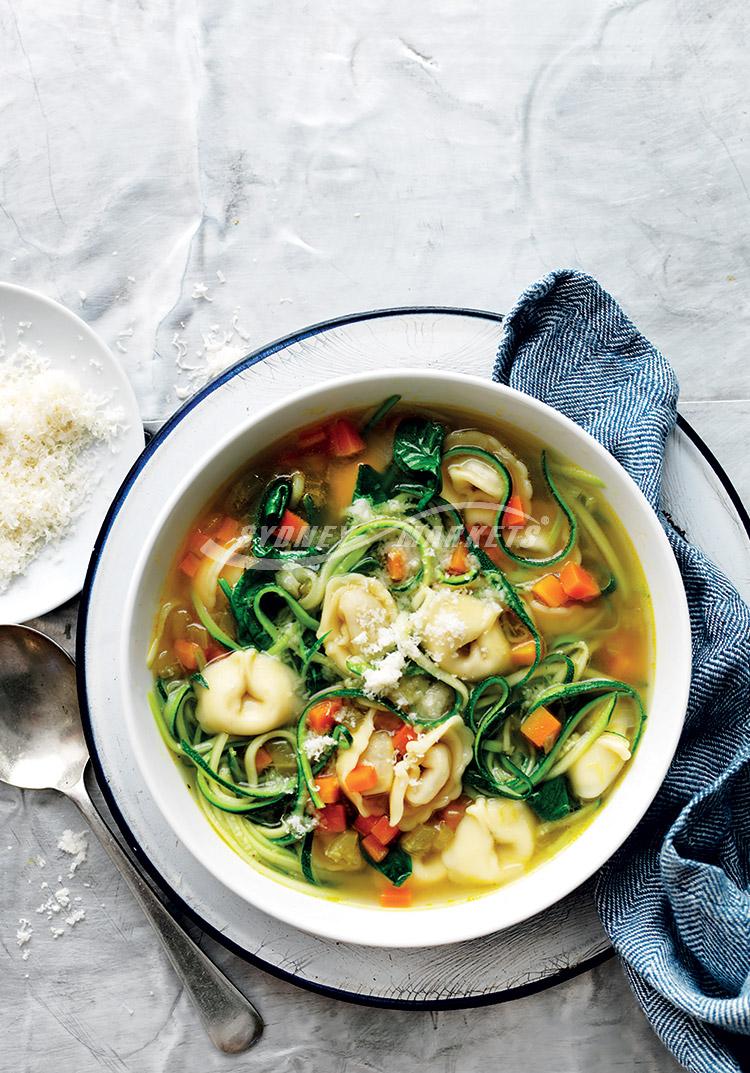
(285, 814, 318, 838)
(362, 649, 406, 695)
(303, 734, 337, 760)
(57, 829, 88, 877)
(16, 919, 32, 949)
(0, 347, 124, 590)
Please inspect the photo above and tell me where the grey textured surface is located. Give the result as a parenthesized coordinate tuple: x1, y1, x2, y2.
(2, 0, 749, 1070)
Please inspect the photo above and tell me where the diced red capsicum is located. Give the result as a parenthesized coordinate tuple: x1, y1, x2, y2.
(353, 814, 380, 836)
(277, 508, 309, 544)
(392, 724, 418, 756)
(318, 804, 347, 833)
(370, 816, 399, 845)
(328, 418, 365, 458)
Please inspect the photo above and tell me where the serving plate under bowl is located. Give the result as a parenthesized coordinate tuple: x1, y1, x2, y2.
(80, 308, 699, 997)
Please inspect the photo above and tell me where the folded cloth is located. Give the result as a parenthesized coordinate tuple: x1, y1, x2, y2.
(494, 270, 750, 1073)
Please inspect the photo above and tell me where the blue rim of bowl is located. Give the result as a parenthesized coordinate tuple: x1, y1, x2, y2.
(75, 304, 750, 1012)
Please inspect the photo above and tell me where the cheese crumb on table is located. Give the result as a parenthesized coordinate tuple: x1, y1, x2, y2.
(57, 829, 88, 877)
(16, 919, 32, 949)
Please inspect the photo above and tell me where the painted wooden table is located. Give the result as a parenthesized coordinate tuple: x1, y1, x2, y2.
(2, 1, 749, 1070)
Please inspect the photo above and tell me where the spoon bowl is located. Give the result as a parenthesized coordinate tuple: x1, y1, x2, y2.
(0, 625, 86, 792)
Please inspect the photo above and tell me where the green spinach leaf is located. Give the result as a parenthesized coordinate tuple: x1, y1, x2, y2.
(392, 417, 445, 492)
(350, 418, 445, 508)
(361, 841, 413, 886)
(527, 776, 575, 821)
(352, 463, 389, 504)
(257, 476, 291, 529)
(219, 569, 276, 649)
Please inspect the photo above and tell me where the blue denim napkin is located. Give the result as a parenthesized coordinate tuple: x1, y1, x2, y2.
(493, 270, 750, 1073)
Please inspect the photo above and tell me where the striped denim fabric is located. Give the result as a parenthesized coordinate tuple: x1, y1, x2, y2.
(493, 270, 750, 1073)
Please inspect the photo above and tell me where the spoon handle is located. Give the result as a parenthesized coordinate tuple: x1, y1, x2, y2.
(67, 777, 263, 1053)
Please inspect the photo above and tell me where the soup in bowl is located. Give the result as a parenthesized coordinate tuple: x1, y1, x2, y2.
(134, 372, 688, 939)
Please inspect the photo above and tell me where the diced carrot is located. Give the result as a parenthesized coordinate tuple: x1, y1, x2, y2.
(277, 508, 309, 544)
(510, 639, 537, 668)
(531, 573, 568, 608)
(314, 774, 341, 804)
(521, 706, 563, 752)
(392, 724, 418, 756)
(318, 804, 347, 833)
(346, 763, 379, 794)
(559, 561, 601, 601)
(446, 539, 470, 575)
(386, 547, 407, 582)
(437, 796, 470, 831)
(380, 884, 412, 908)
(178, 552, 202, 579)
(329, 418, 366, 458)
(361, 833, 388, 863)
(215, 516, 241, 544)
(502, 494, 526, 528)
(174, 639, 201, 671)
(307, 697, 342, 735)
(371, 816, 399, 846)
(254, 746, 273, 773)
(188, 530, 209, 555)
(373, 710, 403, 733)
(600, 645, 639, 682)
(353, 814, 380, 836)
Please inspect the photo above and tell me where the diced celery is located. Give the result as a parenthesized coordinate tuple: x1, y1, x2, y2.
(400, 824, 438, 855)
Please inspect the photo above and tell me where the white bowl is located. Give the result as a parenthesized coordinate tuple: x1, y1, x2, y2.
(120, 369, 691, 948)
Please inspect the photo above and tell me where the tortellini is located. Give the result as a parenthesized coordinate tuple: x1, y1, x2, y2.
(525, 596, 600, 637)
(416, 588, 512, 681)
(336, 712, 472, 829)
(414, 797, 537, 887)
(566, 702, 634, 799)
(195, 649, 300, 735)
(389, 715, 473, 830)
(442, 429, 533, 528)
(335, 710, 395, 816)
(318, 573, 397, 673)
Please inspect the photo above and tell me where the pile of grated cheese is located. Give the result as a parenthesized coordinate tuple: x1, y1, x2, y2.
(0, 346, 124, 591)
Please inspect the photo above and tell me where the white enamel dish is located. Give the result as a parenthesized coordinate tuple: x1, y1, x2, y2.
(0, 283, 144, 624)
(80, 310, 691, 952)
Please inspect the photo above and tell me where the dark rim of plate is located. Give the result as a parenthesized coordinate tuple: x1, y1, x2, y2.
(75, 304, 750, 1011)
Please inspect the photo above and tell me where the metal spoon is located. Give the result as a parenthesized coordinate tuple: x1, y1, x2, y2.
(0, 624, 263, 1053)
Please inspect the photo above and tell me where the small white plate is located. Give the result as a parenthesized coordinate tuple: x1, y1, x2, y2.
(0, 283, 144, 623)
